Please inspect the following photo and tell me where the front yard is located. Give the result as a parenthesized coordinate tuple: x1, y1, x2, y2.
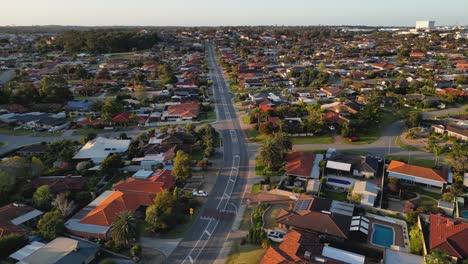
(226, 244, 266, 264)
(385, 155, 435, 168)
(290, 135, 334, 144)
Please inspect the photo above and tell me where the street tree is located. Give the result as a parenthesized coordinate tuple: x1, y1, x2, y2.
(111, 211, 140, 248)
(172, 151, 192, 180)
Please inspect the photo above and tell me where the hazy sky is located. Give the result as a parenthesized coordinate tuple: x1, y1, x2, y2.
(2, 0, 467, 27)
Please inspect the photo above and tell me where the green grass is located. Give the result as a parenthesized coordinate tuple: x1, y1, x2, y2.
(239, 206, 254, 231)
(199, 110, 217, 124)
(385, 155, 435, 168)
(321, 190, 348, 202)
(251, 183, 262, 194)
(242, 115, 251, 124)
(413, 197, 437, 207)
(31, 131, 63, 137)
(291, 136, 334, 145)
(416, 189, 442, 200)
(192, 149, 204, 161)
(395, 136, 419, 151)
(255, 165, 265, 176)
(0, 141, 5, 147)
(245, 129, 267, 143)
(226, 243, 266, 264)
(160, 208, 201, 239)
(300, 149, 327, 154)
(72, 128, 106, 136)
(0, 127, 33, 136)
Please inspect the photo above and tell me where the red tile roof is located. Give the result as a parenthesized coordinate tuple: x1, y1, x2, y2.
(80, 170, 175, 227)
(167, 103, 200, 118)
(285, 152, 315, 177)
(112, 113, 147, 123)
(387, 160, 448, 183)
(430, 214, 468, 259)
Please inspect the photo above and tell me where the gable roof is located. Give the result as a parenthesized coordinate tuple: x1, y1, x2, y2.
(430, 214, 468, 259)
(31, 176, 87, 193)
(387, 160, 448, 183)
(285, 152, 316, 177)
(167, 103, 200, 118)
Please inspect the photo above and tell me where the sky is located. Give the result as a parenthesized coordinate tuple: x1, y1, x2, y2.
(2, 0, 468, 27)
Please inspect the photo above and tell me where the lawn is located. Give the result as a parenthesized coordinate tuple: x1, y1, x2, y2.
(239, 206, 254, 231)
(0, 127, 33, 136)
(291, 136, 334, 145)
(199, 110, 217, 123)
(321, 189, 348, 202)
(395, 136, 419, 151)
(415, 189, 442, 200)
(301, 149, 327, 154)
(251, 183, 262, 194)
(385, 155, 435, 168)
(159, 207, 201, 239)
(245, 129, 267, 143)
(413, 197, 437, 207)
(226, 243, 266, 264)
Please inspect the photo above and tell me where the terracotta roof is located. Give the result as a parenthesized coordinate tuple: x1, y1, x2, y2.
(429, 214, 468, 259)
(167, 103, 200, 118)
(387, 160, 448, 183)
(79, 191, 154, 226)
(80, 170, 175, 227)
(285, 152, 316, 177)
(0, 221, 27, 238)
(112, 112, 147, 123)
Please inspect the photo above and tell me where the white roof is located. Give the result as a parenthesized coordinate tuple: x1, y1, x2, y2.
(322, 246, 365, 264)
(19, 237, 79, 264)
(132, 170, 153, 179)
(311, 154, 324, 179)
(327, 160, 352, 171)
(384, 248, 424, 264)
(73, 137, 131, 161)
(9, 241, 45, 261)
(11, 209, 43, 225)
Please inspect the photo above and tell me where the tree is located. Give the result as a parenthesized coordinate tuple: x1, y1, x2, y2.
(30, 157, 44, 178)
(0, 172, 15, 203)
(100, 153, 123, 176)
(111, 211, 140, 248)
(37, 210, 65, 240)
(258, 138, 283, 171)
(54, 193, 76, 217)
(432, 144, 443, 166)
(441, 192, 454, 203)
(145, 190, 178, 231)
(101, 98, 123, 121)
(405, 111, 422, 128)
(33, 185, 53, 210)
(409, 225, 423, 255)
(10, 83, 40, 105)
(446, 142, 468, 173)
(272, 132, 292, 152)
(172, 151, 192, 180)
(39, 76, 72, 103)
(425, 250, 450, 264)
(0, 156, 30, 181)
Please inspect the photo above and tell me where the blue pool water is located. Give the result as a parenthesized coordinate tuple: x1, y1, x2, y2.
(327, 178, 351, 185)
(372, 224, 394, 247)
(462, 211, 468, 218)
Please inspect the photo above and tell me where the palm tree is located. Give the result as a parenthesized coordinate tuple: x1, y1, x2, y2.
(258, 138, 283, 171)
(111, 211, 140, 248)
(433, 144, 442, 166)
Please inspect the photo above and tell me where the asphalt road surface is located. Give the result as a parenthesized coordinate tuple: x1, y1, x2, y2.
(167, 44, 249, 264)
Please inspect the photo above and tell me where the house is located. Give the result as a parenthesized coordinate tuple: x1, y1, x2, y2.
(9, 237, 99, 264)
(73, 137, 131, 165)
(285, 152, 323, 179)
(329, 154, 380, 178)
(31, 176, 87, 194)
(260, 229, 365, 264)
(351, 181, 380, 207)
(0, 203, 43, 238)
(66, 169, 175, 239)
(112, 112, 148, 124)
(429, 214, 468, 261)
(162, 102, 200, 121)
(387, 160, 449, 192)
(276, 195, 358, 242)
(382, 248, 423, 264)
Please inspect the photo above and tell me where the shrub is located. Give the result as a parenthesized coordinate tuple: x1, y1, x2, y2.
(130, 244, 142, 258)
(0, 234, 27, 259)
(104, 240, 121, 252)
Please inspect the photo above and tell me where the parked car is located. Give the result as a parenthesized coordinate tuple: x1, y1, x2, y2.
(192, 190, 208, 197)
(267, 231, 285, 243)
(329, 125, 335, 131)
(348, 136, 360, 142)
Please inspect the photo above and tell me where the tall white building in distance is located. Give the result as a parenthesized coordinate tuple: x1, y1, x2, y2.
(416, 21, 435, 29)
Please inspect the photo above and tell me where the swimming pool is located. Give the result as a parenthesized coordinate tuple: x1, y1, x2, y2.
(327, 178, 351, 185)
(372, 224, 394, 247)
(462, 211, 468, 218)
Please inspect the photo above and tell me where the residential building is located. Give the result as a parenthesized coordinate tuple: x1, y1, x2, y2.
(72, 137, 131, 164)
(429, 214, 468, 261)
(387, 160, 450, 192)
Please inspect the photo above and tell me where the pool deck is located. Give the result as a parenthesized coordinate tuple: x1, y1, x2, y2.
(365, 214, 409, 251)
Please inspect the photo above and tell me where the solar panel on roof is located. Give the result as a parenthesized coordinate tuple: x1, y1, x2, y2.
(294, 200, 311, 211)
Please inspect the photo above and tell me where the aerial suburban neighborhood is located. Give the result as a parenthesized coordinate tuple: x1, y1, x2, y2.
(0, 4, 468, 264)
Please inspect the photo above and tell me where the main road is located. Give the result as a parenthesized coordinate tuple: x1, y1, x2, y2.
(167, 44, 250, 264)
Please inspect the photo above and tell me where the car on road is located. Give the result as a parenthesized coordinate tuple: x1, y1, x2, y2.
(192, 190, 208, 197)
(267, 231, 284, 243)
(348, 136, 360, 142)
